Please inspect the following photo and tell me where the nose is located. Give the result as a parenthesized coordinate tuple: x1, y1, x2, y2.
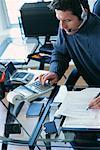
(60, 20, 68, 29)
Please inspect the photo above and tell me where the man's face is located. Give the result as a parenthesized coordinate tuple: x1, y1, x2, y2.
(55, 9, 82, 35)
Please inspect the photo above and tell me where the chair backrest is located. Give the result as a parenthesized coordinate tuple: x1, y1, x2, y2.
(39, 36, 54, 55)
(20, 2, 59, 37)
(64, 68, 80, 91)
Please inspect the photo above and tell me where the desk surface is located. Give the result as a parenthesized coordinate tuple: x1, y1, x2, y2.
(0, 38, 36, 62)
(0, 69, 58, 148)
(0, 81, 100, 149)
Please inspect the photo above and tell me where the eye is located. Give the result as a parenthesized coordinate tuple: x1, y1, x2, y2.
(64, 19, 71, 23)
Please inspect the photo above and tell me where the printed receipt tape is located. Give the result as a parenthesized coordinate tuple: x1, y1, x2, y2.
(7, 91, 24, 105)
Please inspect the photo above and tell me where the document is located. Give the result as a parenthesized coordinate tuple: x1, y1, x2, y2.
(63, 116, 100, 129)
(54, 87, 100, 128)
(53, 85, 68, 103)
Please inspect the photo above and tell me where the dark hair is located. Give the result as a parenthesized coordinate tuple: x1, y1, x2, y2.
(49, 0, 84, 19)
(80, 0, 90, 11)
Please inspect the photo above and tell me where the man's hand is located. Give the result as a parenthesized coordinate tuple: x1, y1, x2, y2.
(88, 96, 100, 109)
(38, 72, 59, 85)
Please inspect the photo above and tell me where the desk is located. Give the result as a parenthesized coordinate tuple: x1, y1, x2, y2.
(1, 83, 100, 150)
(0, 37, 36, 67)
(0, 88, 59, 150)
(0, 69, 59, 150)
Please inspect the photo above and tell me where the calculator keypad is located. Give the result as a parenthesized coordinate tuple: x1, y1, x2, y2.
(31, 81, 52, 92)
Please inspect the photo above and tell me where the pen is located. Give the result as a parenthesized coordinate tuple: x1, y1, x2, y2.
(86, 92, 100, 110)
(86, 105, 92, 110)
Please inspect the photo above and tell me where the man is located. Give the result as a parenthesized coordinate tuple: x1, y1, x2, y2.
(39, 0, 100, 149)
(40, 1, 100, 86)
(90, 0, 100, 110)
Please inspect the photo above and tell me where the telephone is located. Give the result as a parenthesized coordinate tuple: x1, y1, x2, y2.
(10, 70, 34, 84)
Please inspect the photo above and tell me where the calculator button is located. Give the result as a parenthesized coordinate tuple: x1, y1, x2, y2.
(32, 81, 52, 92)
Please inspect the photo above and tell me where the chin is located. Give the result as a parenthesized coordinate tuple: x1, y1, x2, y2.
(65, 30, 76, 35)
(65, 29, 78, 35)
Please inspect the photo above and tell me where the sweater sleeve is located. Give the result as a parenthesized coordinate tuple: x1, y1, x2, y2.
(49, 28, 71, 80)
(92, 0, 100, 17)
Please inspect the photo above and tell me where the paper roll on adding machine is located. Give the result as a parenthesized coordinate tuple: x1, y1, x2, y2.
(7, 80, 54, 105)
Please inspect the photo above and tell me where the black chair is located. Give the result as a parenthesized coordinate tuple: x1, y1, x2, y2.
(64, 66, 89, 91)
(65, 67, 81, 91)
(28, 35, 54, 70)
(20, 2, 58, 70)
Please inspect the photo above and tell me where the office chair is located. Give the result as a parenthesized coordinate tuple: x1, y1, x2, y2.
(20, 1, 58, 70)
(64, 67, 81, 91)
(27, 35, 54, 70)
(64, 66, 89, 91)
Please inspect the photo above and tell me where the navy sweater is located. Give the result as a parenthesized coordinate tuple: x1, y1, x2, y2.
(50, 13, 100, 86)
(93, 0, 100, 16)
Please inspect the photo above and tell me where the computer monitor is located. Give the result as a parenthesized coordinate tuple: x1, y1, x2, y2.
(20, 1, 59, 37)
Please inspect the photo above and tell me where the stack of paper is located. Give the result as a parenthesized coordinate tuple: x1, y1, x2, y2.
(54, 87, 100, 129)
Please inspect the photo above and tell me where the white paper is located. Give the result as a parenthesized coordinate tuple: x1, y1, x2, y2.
(7, 91, 24, 105)
(55, 88, 100, 120)
(63, 116, 100, 129)
(53, 85, 68, 103)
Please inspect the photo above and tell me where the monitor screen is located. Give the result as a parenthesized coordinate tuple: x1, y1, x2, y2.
(20, 2, 59, 37)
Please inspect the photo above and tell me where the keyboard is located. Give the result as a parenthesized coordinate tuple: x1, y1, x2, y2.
(7, 80, 54, 104)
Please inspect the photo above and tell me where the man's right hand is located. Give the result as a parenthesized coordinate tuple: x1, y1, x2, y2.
(38, 72, 59, 85)
(88, 96, 100, 109)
